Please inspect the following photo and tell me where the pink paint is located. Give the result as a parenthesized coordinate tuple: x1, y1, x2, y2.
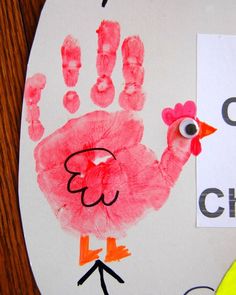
(31, 20, 214, 246)
(162, 100, 196, 126)
(24, 74, 46, 105)
(61, 35, 81, 87)
(24, 73, 46, 141)
(34, 105, 196, 239)
(119, 36, 145, 111)
(63, 91, 80, 113)
(91, 21, 120, 108)
(90, 76, 115, 108)
(28, 120, 45, 142)
(26, 105, 40, 122)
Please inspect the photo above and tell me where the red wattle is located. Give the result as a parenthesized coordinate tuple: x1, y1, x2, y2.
(191, 136, 202, 156)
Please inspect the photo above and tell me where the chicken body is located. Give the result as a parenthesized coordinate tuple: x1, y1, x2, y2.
(34, 101, 203, 238)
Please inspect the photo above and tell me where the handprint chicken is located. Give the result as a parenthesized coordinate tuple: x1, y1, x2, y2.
(26, 20, 216, 294)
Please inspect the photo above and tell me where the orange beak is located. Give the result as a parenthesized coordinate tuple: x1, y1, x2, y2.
(191, 120, 217, 156)
(198, 120, 217, 139)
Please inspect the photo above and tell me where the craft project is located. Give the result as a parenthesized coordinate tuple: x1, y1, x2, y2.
(19, 1, 236, 294)
(24, 18, 216, 294)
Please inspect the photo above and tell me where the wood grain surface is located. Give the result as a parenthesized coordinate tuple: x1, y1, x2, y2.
(0, 1, 45, 294)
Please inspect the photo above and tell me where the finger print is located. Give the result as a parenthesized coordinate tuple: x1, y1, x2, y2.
(90, 20, 120, 107)
(61, 35, 81, 87)
(63, 91, 80, 114)
(24, 73, 46, 141)
(119, 36, 145, 111)
(61, 35, 81, 113)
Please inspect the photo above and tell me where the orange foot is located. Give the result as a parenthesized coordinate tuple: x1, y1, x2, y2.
(105, 237, 131, 262)
(79, 235, 103, 266)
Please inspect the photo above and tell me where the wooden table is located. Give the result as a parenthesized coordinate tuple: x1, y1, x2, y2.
(0, 1, 46, 294)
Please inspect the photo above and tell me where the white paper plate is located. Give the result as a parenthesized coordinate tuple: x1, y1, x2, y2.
(19, 1, 236, 294)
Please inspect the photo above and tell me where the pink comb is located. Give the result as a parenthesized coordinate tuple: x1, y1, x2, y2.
(162, 100, 197, 126)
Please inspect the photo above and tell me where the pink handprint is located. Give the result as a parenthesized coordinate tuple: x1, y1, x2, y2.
(25, 20, 216, 295)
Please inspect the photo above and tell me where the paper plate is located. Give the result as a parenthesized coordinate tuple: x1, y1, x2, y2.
(19, 1, 236, 294)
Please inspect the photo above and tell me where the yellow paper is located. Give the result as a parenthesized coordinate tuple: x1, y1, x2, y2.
(216, 261, 236, 295)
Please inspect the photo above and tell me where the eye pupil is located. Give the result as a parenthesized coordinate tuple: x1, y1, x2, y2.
(185, 123, 197, 135)
(179, 119, 199, 138)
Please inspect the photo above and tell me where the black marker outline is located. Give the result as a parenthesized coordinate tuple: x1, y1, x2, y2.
(102, 0, 108, 8)
(77, 259, 124, 295)
(64, 147, 119, 207)
(183, 286, 214, 295)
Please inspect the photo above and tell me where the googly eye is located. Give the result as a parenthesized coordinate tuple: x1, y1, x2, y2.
(179, 118, 199, 139)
